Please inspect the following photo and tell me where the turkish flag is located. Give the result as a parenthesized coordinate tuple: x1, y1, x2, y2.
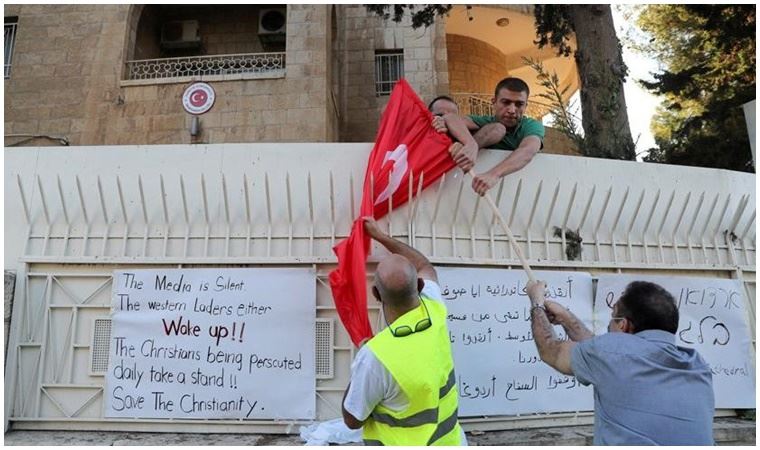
(329, 79, 456, 346)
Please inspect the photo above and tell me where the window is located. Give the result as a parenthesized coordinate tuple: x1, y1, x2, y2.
(375, 49, 403, 96)
(5, 17, 17, 78)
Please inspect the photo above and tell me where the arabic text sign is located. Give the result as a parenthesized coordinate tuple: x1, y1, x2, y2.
(594, 274, 755, 409)
(438, 268, 594, 416)
(105, 268, 316, 419)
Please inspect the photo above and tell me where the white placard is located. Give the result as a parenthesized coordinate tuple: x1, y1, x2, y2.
(594, 274, 755, 409)
(437, 268, 594, 416)
(105, 268, 316, 419)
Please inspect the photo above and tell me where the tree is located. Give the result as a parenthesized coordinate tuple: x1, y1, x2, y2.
(365, 5, 636, 161)
(524, 57, 585, 153)
(627, 5, 755, 172)
(364, 5, 453, 29)
(534, 5, 636, 161)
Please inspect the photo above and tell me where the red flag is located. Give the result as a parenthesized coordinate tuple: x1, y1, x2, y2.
(329, 79, 456, 346)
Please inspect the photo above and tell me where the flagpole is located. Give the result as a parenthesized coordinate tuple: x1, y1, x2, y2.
(466, 171, 537, 283)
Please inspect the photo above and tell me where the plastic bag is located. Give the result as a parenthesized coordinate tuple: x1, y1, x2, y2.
(299, 418, 363, 446)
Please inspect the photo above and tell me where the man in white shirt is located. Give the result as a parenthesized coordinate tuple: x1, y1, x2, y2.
(341, 217, 467, 446)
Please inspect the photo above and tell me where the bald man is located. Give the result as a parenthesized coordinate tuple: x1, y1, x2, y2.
(341, 217, 466, 446)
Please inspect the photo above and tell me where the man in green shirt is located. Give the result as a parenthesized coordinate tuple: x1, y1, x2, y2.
(437, 77, 545, 196)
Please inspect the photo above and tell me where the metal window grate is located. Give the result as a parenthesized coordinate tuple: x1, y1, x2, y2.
(5, 18, 18, 79)
(315, 318, 334, 379)
(375, 50, 403, 96)
(90, 318, 112, 375)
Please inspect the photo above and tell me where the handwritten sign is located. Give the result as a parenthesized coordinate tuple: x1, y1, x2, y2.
(105, 268, 316, 420)
(594, 274, 755, 409)
(437, 268, 594, 416)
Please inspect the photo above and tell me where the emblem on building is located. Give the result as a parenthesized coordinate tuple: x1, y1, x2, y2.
(182, 82, 216, 115)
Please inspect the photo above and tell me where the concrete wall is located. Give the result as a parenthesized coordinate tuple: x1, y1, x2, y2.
(4, 4, 333, 146)
(447, 34, 507, 95)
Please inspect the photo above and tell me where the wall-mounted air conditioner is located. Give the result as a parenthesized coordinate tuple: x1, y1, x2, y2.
(258, 8, 286, 35)
(161, 20, 201, 49)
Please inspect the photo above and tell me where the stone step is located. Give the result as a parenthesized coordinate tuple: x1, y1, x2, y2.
(4, 417, 755, 446)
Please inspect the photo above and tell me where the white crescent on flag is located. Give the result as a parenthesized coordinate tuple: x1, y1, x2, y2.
(374, 144, 409, 205)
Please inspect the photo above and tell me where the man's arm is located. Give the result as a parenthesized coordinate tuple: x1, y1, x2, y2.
(441, 113, 480, 172)
(364, 217, 437, 283)
(472, 135, 541, 196)
(444, 113, 480, 132)
(544, 300, 594, 342)
(526, 281, 575, 375)
(342, 382, 365, 430)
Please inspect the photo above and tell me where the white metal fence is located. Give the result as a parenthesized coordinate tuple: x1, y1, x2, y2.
(7, 146, 754, 270)
(4, 144, 756, 432)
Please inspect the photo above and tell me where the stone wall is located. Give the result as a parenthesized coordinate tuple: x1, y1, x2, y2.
(543, 127, 581, 155)
(337, 6, 447, 142)
(4, 4, 333, 146)
(4, 4, 128, 147)
(446, 34, 507, 95)
(3, 3, 578, 150)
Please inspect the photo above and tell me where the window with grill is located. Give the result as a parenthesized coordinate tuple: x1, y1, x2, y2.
(374, 49, 403, 96)
(4, 17, 17, 79)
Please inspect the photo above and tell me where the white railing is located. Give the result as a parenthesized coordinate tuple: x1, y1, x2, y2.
(451, 93, 554, 121)
(125, 52, 286, 81)
(5, 21, 18, 78)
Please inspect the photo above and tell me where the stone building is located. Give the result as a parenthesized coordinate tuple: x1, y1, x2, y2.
(5, 4, 579, 152)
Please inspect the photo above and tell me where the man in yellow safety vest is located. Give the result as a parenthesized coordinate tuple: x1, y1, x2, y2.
(341, 217, 466, 446)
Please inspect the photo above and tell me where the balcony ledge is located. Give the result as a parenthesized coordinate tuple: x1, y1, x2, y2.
(120, 70, 286, 87)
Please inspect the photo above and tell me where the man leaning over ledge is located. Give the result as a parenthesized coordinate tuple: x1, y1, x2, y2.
(433, 77, 545, 196)
(525, 279, 715, 445)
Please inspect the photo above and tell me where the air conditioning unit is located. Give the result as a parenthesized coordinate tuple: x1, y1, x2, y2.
(161, 20, 201, 49)
(258, 8, 286, 35)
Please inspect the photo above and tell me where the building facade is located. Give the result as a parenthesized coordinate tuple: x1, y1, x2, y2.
(4, 4, 579, 152)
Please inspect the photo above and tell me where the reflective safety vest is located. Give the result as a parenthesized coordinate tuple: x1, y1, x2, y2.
(363, 298, 462, 446)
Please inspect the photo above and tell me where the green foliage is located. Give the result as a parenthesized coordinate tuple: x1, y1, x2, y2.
(524, 57, 586, 154)
(631, 5, 755, 171)
(364, 5, 453, 29)
(533, 5, 574, 57)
